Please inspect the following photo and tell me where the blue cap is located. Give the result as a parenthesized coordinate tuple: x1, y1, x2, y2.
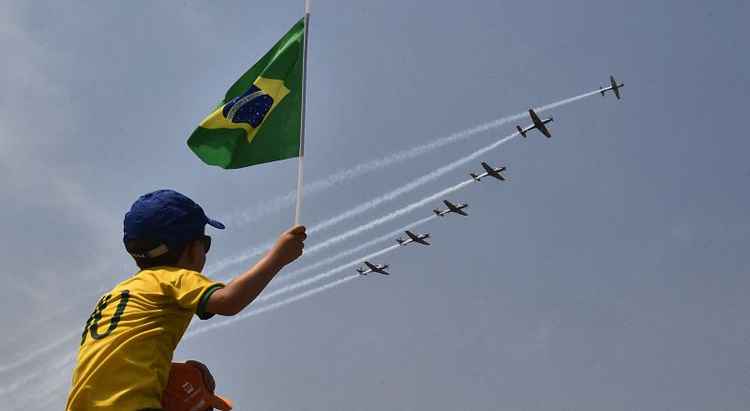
(123, 189, 225, 258)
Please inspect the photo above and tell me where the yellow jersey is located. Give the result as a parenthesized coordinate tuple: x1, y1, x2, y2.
(66, 267, 224, 411)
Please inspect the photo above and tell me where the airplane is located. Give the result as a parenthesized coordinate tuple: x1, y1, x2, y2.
(470, 162, 507, 182)
(356, 261, 390, 276)
(433, 200, 469, 217)
(599, 75, 624, 100)
(396, 230, 431, 246)
(516, 109, 553, 138)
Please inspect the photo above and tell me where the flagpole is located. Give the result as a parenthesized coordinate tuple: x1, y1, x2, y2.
(294, 0, 311, 226)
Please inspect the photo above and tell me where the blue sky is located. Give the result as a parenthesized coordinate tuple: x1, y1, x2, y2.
(1, 1, 749, 410)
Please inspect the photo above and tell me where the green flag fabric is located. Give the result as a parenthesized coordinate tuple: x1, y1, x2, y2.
(188, 19, 304, 169)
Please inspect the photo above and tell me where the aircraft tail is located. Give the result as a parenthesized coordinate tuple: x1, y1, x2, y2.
(470, 173, 480, 181)
(433, 209, 442, 216)
(516, 125, 527, 138)
(600, 87, 605, 96)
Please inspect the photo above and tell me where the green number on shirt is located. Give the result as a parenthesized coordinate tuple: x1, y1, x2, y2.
(80, 290, 130, 345)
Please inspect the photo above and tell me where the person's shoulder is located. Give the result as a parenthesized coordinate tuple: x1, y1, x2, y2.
(139, 266, 197, 277)
(142, 266, 209, 283)
(107, 267, 191, 292)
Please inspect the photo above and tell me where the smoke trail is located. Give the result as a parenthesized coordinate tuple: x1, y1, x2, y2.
(208, 131, 514, 277)
(222, 89, 600, 227)
(307, 178, 475, 256)
(275, 215, 436, 286)
(189, 244, 405, 339)
(536, 89, 601, 112)
(0, 352, 75, 400)
(202, 214, 436, 338)
(296, 130, 524, 256)
(257, 244, 399, 303)
(0, 331, 78, 374)
(206, 89, 600, 277)
(11, 357, 75, 410)
(222, 112, 528, 226)
(187, 274, 360, 339)
(206, 241, 273, 280)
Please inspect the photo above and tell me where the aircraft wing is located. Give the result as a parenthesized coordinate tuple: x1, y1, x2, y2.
(529, 109, 542, 125)
(454, 208, 468, 216)
(481, 162, 494, 173)
(538, 122, 552, 138)
(608, 75, 623, 99)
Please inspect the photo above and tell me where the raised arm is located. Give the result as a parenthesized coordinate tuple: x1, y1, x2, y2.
(205, 225, 306, 316)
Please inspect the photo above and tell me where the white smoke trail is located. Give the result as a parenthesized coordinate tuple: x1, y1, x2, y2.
(222, 89, 600, 227)
(189, 244, 403, 339)
(206, 89, 600, 278)
(9, 356, 75, 410)
(536, 89, 601, 112)
(296, 129, 525, 257)
(257, 244, 399, 304)
(208, 131, 514, 277)
(306, 178, 475, 256)
(206, 118, 526, 281)
(206, 241, 273, 280)
(187, 274, 360, 339)
(275, 215, 436, 286)
(222, 113, 528, 226)
(0, 351, 75, 401)
(197, 218, 437, 341)
(0, 330, 78, 374)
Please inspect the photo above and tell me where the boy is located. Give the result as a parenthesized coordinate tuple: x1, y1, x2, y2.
(66, 189, 306, 410)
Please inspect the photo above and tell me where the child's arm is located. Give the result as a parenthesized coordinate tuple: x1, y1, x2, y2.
(205, 225, 306, 316)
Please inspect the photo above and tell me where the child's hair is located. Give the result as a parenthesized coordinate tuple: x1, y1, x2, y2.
(125, 238, 190, 270)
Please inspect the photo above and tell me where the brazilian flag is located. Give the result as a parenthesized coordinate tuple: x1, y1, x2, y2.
(188, 19, 304, 169)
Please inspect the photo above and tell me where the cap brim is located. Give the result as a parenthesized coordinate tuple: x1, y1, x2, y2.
(207, 218, 226, 230)
(209, 393, 233, 411)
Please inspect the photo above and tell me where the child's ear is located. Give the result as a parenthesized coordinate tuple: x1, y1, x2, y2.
(179, 240, 199, 263)
(190, 239, 203, 258)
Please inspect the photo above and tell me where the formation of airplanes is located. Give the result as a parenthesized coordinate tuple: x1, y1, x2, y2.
(356, 75, 622, 277)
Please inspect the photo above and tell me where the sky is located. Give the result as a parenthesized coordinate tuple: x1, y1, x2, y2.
(1, 0, 749, 410)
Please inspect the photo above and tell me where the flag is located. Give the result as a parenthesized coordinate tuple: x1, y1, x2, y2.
(188, 19, 304, 169)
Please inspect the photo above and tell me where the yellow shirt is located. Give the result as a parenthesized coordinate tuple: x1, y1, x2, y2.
(66, 267, 224, 411)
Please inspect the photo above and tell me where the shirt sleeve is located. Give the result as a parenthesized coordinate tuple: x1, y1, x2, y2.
(163, 269, 225, 320)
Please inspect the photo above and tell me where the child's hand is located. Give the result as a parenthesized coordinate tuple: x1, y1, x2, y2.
(268, 225, 306, 267)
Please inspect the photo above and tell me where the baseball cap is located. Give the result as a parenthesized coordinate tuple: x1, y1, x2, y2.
(162, 362, 233, 411)
(123, 189, 225, 259)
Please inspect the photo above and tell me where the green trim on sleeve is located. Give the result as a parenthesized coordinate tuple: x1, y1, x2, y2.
(196, 283, 225, 320)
